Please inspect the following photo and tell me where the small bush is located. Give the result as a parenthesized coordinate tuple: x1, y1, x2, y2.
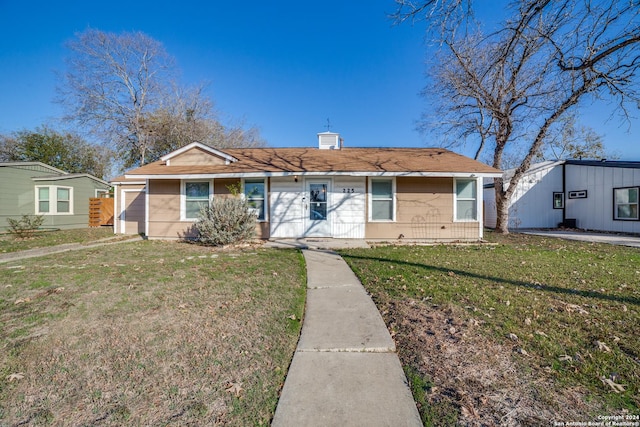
(193, 196, 257, 246)
(6, 214, 45, 239)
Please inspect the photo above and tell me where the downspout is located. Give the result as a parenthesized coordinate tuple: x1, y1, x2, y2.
(477, 177, 483, 240)
(145, 179, 149, 238)
(562, 162, 566, 226)
(113, 185, 118, 234)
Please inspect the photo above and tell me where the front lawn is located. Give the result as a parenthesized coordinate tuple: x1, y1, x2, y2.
(0, 227, 116, 254)
(341, 232, 640, 425)
(0, 241, 306, 425)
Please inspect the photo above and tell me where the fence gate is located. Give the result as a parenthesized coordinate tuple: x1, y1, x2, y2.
(89, 197, 114, 227)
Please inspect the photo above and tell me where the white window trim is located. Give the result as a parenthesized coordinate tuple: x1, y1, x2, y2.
(613, 186, 639, 221)
(453, 178, 478, 222)
(243, 178, 268, 222)
(181, 179, 214, 221)
(368, 177, 396, 222)
(95, 189, 110, 197)
(35, 185, 74, 215)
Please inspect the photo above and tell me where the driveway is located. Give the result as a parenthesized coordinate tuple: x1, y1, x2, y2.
(520, 229, 640, 248)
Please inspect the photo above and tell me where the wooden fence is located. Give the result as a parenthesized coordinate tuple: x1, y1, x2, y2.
(89, 197, 114, 227)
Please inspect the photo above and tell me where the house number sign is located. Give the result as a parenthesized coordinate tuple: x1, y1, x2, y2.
(342, 188, 356, 193)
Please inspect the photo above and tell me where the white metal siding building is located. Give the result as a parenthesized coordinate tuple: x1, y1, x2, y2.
(485, 160, 640, 233)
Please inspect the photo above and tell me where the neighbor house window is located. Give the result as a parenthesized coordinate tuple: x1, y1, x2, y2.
(553, 192, 565, 209)
(455, 179, 477, 221)
(184, 181, 211, 220)
(35, 186, 73, 215)
(37, 187, 50, 213)
(370, 178, 395, 221)
(244, 179, 266, 221)
(614, 187, 639, 220)
(57, 187, 71, 213)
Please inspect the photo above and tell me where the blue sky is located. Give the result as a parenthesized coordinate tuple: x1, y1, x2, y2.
(0, 0, 638, 160)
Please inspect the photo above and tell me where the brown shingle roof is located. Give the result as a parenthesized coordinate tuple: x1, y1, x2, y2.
(124, 147, 501, 177)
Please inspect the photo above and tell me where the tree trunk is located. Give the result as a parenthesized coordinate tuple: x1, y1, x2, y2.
(494, 184, 510, 234)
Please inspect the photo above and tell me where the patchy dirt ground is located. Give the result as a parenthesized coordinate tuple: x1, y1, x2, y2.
(0, 242, 305, 426)
(380, 297, 605, 426)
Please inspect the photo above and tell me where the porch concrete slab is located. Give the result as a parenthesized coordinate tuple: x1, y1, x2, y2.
(303, 249, 363, 288)
(264, 238, 370, 250)
(271, 351, 422, 427)
(298, 285, 395, 352)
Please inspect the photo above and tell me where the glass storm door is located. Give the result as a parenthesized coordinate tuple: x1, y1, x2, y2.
(304, 180, 331, 237)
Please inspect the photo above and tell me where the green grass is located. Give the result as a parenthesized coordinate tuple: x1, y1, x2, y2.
(341, 231, 640, 423)
(0, 241, 306, 426)
(0, 227, 116, 253)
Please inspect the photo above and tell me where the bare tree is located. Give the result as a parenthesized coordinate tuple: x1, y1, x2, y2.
(397, 0, 640, 233)
(536, 113, 608, 161)
(142, 85, 266, 164)
(57, 29, 266, 170)
(57, 28, 175, 168)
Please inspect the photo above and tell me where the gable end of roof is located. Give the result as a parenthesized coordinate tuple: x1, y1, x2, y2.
(161, 142, 238, 165)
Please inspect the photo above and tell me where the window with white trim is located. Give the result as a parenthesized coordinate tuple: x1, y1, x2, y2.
(57, 187, 71, 213)
(614, 187, 639, 220)
(244, 179, 266, 221)
(184, 181, 211, 220)
(35, 186, 73, 215)
(38, 187, 50, 213)
(370, 178, 395, 221)
(455, 179, 477, 221)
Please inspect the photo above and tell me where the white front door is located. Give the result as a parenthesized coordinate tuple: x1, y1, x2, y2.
(304, 179, 331, 237)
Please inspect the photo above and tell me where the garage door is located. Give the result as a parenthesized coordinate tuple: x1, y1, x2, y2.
(123, 191, 145, 234)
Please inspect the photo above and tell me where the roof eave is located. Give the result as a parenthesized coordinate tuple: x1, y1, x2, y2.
(125, 171, 503, 180)
(32, 173, 110, 186)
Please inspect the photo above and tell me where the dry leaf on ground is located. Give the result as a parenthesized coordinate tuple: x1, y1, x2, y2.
(6, 373, 25, 382)
(225, 382, 243, 397)
(594, 340, 611, 353)
(599, 376, 626, 393)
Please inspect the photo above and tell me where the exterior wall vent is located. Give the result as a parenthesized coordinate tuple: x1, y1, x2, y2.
(318, 132, 340, 150)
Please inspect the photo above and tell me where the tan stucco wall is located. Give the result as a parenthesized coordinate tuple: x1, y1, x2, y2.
(125, 176, 478, 241)
(365, 177, 480, 241)
(148, 180, 181, 222)
(145, 178, 270, 240)
(168, 147, 227, 166)
(147, 180, 188, 238)
(214, 178, 239, 197)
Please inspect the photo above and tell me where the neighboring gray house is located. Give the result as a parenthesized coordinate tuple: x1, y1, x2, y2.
(0, 162, 111, 231)
(484, 160, 640, 234)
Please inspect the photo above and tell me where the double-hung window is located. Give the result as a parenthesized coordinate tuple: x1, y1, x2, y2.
(57, 187, 71, 213)
(184, 181, 211, 220)
(35, 186, 73, 215)
(455, 179, 477, 221)
(38, 187, 50, 213)
(244, 179, 266, 221)
(614, 187, 639, 220)
(370, 178, 395, 221)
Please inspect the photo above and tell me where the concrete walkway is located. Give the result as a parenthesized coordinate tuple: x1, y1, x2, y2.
(520, 230, 640, 248)
(272, 249, 422, 426)
(0, 235, 142, 264)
